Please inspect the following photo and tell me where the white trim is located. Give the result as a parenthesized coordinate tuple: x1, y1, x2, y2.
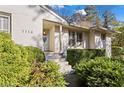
(41, 6, 68, 24)
(0, 15, 10, 33)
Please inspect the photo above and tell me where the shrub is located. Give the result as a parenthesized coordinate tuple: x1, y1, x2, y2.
(67, 49, 105, 67)
(28, 61, 67, 87)
(112, 46, 124, 60)
(74, 57, 124, 87)
(25, 46, 45, 63)
(0, 32, 30, 86)
(112, 46, 124, 56)
(0, 32, 45, 86)
(0, 32, 66, 87)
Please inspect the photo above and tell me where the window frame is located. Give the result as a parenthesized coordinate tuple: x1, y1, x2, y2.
(0, 11, 11, 33)
(101, 34, 106, 41)
(77, 32, 82, 43)
(69, 31, 75, 46)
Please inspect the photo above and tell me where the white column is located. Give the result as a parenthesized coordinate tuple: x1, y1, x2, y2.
(59, 25, 63, 53)
(82, 32, 84, 48)
(41, 20, 44, 51)
(83, 32, 86, 48)
(49, 26, 55, 52)
(75, 32, 77, 47)
(105, 35, 111, 58)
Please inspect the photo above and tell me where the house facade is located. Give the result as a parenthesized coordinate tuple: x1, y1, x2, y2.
(0, 5, 112, 57)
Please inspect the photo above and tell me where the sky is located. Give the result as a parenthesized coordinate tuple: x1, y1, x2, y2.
(50, 5, 124, 22)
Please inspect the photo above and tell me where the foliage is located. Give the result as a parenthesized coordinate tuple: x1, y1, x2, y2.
(84, 5, 99, 24)
(25, 46, 45, 63)
(0, 32, 66, 87)
(0, 32, 30, 86)
(112, 46, 124, 56)
(112, 46, 124, 61)
(74, 57, 124, 87)
(112, 26, 124, 47)
(67, 49, 105, 67)
(103, 10, 118, 29)
(28, 61, 67, 87)
(50, 5, 118, 29)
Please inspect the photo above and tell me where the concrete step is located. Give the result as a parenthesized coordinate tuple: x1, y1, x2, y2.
(45, 53, 62, 61)
(44, 52, 73, 74)
(56, 61, 74, 74)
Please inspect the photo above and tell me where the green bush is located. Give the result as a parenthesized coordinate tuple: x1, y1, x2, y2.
(112, 46, 124, 56)
(28, 61, 67, 87)
(0, 32, 66, 87)
(67, 49, 105, 67)
(74, 57, 124, 87)
(0, 32, 30, 86)
(25, 46, 45, 63)
(112, 46, 124, 60)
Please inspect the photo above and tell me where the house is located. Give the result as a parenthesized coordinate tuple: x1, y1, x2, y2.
(0, 5, 114, 58)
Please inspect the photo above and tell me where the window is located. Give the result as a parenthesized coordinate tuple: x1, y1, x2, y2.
(0, 16, 9, 32)
(101, 34, 106, 40)
(77, 32, 82, 46)
(69, 32, 75, 46)
(77, 32, 82, 42)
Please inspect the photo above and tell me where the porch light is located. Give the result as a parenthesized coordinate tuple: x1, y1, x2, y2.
(43, 31, 46, 35)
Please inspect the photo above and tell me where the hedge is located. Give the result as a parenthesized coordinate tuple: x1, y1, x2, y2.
(112, 46, 124, 56)
(112, 46, 124, 60)
(74, 57, 124, 87)
(67, 49, 105, 67)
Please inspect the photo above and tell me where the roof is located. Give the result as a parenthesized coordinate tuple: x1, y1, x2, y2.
(43, 19, 89, 31)
(40, 5, 68, 24)
(90, 26, 120, 34)
(41, 5, 117, 34)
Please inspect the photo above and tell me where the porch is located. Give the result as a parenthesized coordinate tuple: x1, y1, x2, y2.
(43, 19, 90, 54)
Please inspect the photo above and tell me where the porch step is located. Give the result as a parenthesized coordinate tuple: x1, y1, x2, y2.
(45, 52, 62, 61)
(44, 52, 81, 87)
(44, 52, 73, 74)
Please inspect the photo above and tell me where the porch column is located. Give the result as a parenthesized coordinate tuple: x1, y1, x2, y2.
(82, 32, 84, 48)
(49, 26, 55, 52)
(75, 32, 77, 47)
(59, 25, 63, 53)
(83, 32, 86, 48)
(105, 34, 111, 58)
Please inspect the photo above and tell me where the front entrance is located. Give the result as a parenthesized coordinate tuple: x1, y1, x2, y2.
(43, 30, 49, 51)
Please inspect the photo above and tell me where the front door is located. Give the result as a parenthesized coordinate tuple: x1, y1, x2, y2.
(43, 30, 49, 51)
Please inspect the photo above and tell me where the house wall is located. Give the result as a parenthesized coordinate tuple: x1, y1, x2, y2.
(0, 5, 66, 51)
(54, 26, 60, 53)
(54, 26, 69, 53)
(95, 32, 103, 48)
(0, 5, 44, 49)
(89, 32, 95, 49)
(83, 32, 89, 48)
(62, 28, 69, 53)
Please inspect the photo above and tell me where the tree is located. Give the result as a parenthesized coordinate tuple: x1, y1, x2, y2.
(66, 12, 86, 24)
(84, 5, 100, 26)
(103, 10, 118, 29)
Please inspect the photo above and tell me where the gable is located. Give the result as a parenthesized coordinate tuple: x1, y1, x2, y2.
(39, 6, 68, 24)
